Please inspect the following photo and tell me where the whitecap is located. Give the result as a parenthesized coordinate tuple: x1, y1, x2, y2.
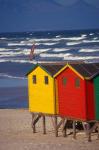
(20, 40, 34, 46)
(0, 48, 50, 57)
(28, 37, 63, 42)
(35, 43, 42, 46)
(53, 48, 69, 52)
(0, 48, 11, 51)
(0, 59, 36, 64)
(34, 48, 51, 54)
(89, 33, 94, 36)
(42, 42, 57, 46)
(93, 37, 98, 40)
(28, 37, 64, 43)
(50, 38, 61, 42)
(83, 40, 99, 43)
(81, 34, 87, 37)
(56, 35, 61, 38)
(64, 56, 99, 60)
(26, 38, 30, 40)
(62, 36, 86, 41)
(0, 51, 15, 57)
(20, 41, 25, 44)
(66, 41, 82, 46)
(8, 42, 33, 46)
(0, 37, 7, 40)
(8, 43, 26, 46)
(27, 43, 33, 46)
(32, 42, 57, 46)
(0, 49, 31, 57)
(40, 53, 71, 58)
(23, 48, 30, 55)
(29, 38, 51, 42)
(0, 73, 26, 80)
(0, 48, 24, 52)
(25, 41, 44, 46)
(79, 48, 99, 53)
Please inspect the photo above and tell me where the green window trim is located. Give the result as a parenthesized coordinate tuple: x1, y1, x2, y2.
(75, 78, 80, 87)
(62, 77, 67, 86)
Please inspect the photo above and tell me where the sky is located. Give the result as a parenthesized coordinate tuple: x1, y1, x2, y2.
(0, 0, 99, 32)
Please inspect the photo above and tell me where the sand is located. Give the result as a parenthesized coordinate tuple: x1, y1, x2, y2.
(0, 109, 99, 150)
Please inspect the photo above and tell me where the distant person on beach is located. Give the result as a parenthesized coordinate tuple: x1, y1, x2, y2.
(29, 42, 35, 60)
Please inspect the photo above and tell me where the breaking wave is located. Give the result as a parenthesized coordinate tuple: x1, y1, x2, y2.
(40, 53, 71, 58)
(79, 48, 99, 53)
(66, 41, 82, 46)
(83, 40, 99, 43)
(53, 48, 69, 52)
(8, 43, 33, 46)
(0, 73, 26, 80)
(64, 56, 99, 61)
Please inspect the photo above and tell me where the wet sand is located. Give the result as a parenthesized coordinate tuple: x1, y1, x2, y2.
(0, 109, 99, 150)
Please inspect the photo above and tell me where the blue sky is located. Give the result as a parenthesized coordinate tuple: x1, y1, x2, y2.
(0, 0, 99, 32)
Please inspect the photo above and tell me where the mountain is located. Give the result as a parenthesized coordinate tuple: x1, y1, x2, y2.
(0, 0, 99, 32)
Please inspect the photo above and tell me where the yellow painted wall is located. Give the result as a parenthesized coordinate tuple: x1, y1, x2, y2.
(28, 66, 57, 114)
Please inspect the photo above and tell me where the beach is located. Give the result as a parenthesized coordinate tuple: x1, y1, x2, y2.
(0, 109, 99, 150)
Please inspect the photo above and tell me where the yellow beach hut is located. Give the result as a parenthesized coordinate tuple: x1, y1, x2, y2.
(26, 64, 64, 115)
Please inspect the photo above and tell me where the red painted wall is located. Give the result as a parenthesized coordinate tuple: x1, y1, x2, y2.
(56, 67, 94, 121)
(86, 81, 95, 120)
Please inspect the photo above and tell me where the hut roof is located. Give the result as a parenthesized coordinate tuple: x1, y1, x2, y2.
(70, 63, 99, 79)
(26, 62, 99, 79)
(41, 64, 64, 76)
(26, 63, 65, 77)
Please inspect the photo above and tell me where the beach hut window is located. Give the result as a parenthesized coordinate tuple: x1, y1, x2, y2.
(33, 75, 36, 84)
(62, 77, 67, 86)
(75, 78, 80, 87)
(45, 76, 48, 84)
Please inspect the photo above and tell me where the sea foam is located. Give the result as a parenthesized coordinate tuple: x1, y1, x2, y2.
(0, 73, 26, 80)
(79, 48, 99, 53)
(53, 48, 69, 52)
(83, 40, 99, 43)
(66, 41, 82, 46)
(40, 53, 71, 58)
(64, 56, 99, 61)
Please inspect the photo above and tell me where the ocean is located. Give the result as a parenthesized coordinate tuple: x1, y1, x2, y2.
(0, 29, 99, 108)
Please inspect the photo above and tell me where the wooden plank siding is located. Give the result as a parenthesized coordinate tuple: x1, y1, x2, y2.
(86, 80, 95, 120)
(94, 76, 99, 120)
(28, 66, 57, 114)
(27, 63, 99, 121)
(56, 67, 87, 120)
(55, 67, 95, 121)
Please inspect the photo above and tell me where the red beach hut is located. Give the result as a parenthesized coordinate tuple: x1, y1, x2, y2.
(54, 63, 99, 121)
